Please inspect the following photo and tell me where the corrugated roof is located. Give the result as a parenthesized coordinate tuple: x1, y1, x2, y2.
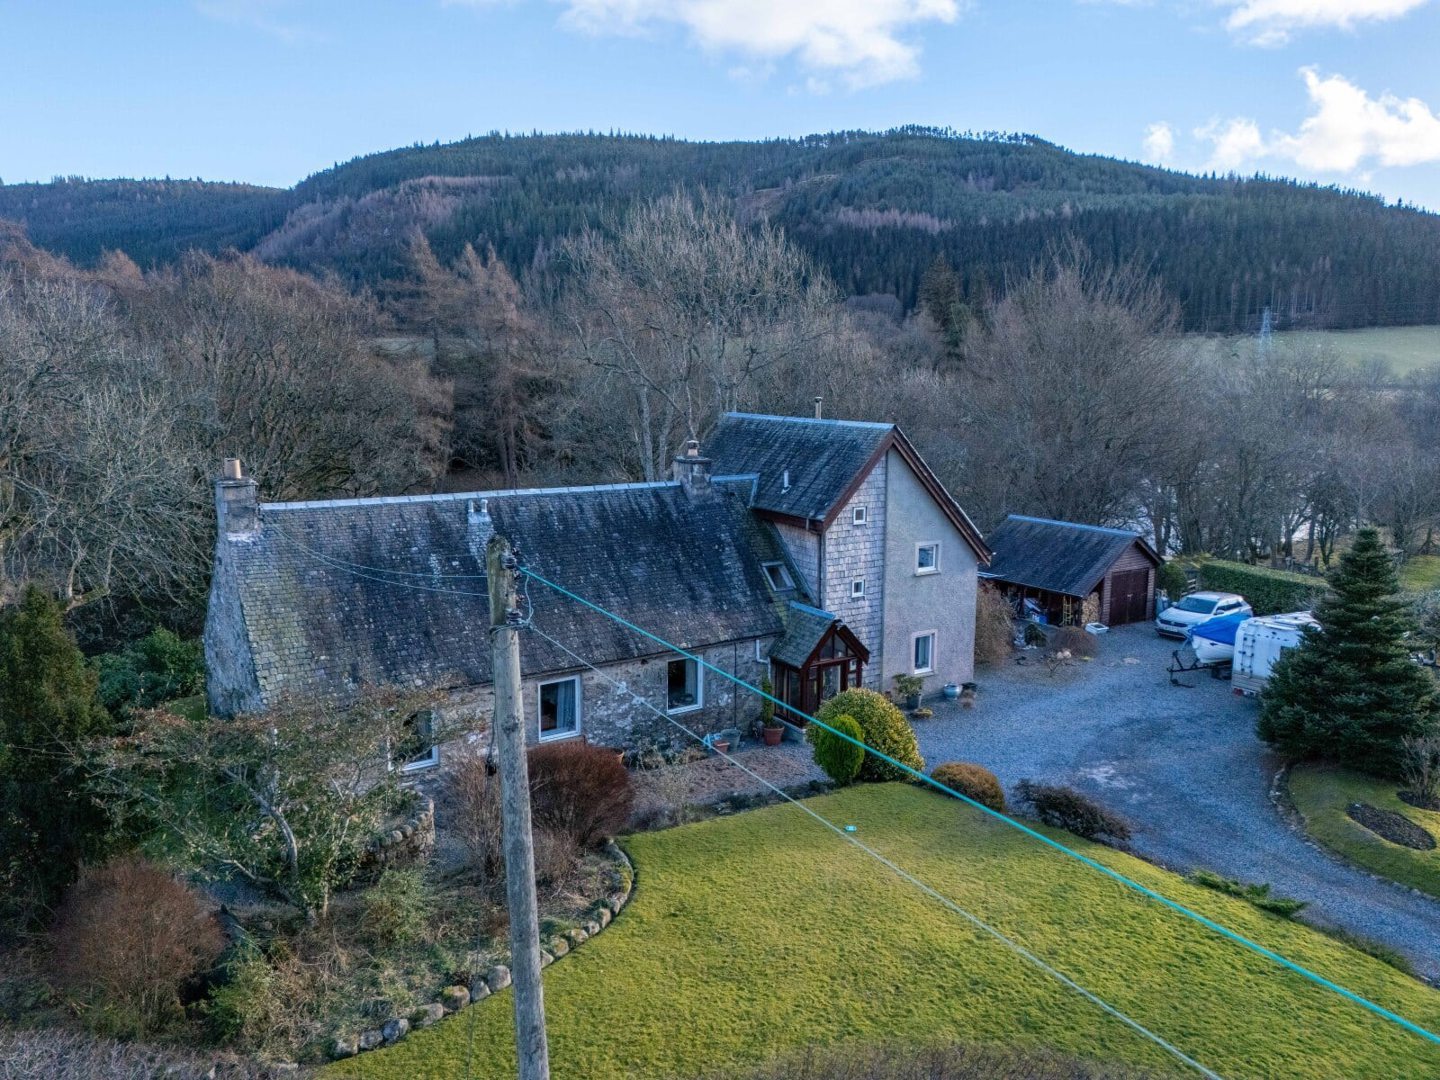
(212, 477, 794, 712)
(981, 515, 1160, 598)
(705, 413, 893, 523)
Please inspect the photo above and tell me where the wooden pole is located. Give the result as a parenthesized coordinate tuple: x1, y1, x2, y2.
(486, 534, 550, 1080)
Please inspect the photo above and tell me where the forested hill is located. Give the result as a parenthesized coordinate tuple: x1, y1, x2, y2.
(5, 128, 1440, 333)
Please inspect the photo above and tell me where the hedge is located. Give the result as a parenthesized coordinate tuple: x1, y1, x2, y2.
(1196, 560, 1328, 615)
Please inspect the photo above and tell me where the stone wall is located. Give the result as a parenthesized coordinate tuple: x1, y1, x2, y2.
(423, 638, 775, 771)
(821, 458, 887, 688)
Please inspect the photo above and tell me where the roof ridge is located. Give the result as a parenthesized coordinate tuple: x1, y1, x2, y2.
(723, 411, 893, 431)
(1007, 514, 1138, 538)
(263, 479, 681, 512)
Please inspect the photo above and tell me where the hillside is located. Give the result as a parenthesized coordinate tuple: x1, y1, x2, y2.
(5, 128, 1440, 333)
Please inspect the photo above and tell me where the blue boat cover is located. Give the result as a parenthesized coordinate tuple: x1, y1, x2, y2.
(1189, 612, 1248, 644)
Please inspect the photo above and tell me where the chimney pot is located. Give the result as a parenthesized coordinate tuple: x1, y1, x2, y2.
(215, 459, 258, 538)
(222, 458, 243, 480)
(813, 396, 823, 420)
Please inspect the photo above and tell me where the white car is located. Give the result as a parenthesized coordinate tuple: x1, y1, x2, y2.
(1155, 591, 1252, 638)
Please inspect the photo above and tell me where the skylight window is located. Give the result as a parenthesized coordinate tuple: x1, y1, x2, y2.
(762, 562, 794, 590)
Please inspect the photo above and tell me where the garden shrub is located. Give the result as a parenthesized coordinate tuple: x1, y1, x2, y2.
(931, 763, 1006, 813)
(814, 689, 924, 783)
(1022, 621, 1048, 647)
(204, 942, 280, 1047)
(807, 714, 865, 785)
(527, 741, 634, 848)
(1197, 559, 1327, 615)
(92, 629, 204, 716)
(973, 583, 1015, 665)
(1188, 869, 1307, 918)
(442, 743, 505, 887)
(52, 857, 223, 1038)
(361, 868, 434, 946)
(1047, 625, 1098, 658)
(1157, 560, 1190, 604)
(1014, 781, 1131, 842)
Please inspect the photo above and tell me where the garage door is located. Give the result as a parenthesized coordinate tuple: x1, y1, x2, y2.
(1109, 569, 1151, 625)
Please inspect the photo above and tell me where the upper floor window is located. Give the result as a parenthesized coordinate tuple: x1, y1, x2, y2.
(667, 657, 703, 713)
(852, 505, 868, 526)
(916, 542, 941, 575)
(851, 578, 865, 599)
(539, 677, 581, 741)
(761, 562, 794, 590)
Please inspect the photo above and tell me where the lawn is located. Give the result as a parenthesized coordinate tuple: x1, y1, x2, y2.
(327, 784, 1440, 1080)
(1399, 555, 1440, 593)
(1189, 326, 1440, 378)
(1287, 764, 1440, 900)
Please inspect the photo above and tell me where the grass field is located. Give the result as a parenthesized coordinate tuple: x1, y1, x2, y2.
(328, 784, 1440, 1080)
(1400, 555, 1440, 593)
(1288, 765, 1440, 901)
(1190, 325, 1440, 378)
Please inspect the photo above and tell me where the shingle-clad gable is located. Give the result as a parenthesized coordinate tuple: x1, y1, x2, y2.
(705, 413, 893, 524)
(981, 515, 1160, 599)
(212, 478, 793, 713)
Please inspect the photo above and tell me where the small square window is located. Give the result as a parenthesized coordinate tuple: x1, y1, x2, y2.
(852, 506, 868, 525)
(667, 657, 703, 713)
(762, 562, 794, 590)
(913, 632, 937, 675)
(916, 542, 941, 575)
(851, 578, 865, 598)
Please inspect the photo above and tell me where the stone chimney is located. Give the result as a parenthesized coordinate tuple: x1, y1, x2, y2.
(215, 458, 259, 538)
(467, 497, 494, 563)
(672, 439, 712, 497)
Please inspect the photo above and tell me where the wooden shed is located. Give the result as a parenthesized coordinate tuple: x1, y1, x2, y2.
(979, 515, 1162, 627)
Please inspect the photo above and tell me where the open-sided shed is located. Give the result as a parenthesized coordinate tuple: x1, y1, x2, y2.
(980, 515, 1162, 627)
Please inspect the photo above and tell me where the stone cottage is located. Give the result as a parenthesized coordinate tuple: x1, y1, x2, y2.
(203, 412, 991, 769)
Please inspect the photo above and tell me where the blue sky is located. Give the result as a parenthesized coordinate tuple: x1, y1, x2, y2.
(3, 0, 1439, 209)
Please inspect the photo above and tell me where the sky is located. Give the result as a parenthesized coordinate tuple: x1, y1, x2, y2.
(2, 0, 1439, 209)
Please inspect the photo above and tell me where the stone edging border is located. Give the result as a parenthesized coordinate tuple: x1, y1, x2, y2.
(329, 839, 636, 1061)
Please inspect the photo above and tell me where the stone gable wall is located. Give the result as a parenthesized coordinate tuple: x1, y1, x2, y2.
(773, 522, 820, 596)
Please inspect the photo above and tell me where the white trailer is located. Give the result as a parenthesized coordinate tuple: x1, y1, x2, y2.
(1231, 612, 1319, 696)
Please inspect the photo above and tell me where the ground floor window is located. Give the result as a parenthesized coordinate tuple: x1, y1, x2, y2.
(667, 657, 702, 712)
(396, 711, 439, 772)
(912, 631, 937, 675)
(539, 677, 581, 740)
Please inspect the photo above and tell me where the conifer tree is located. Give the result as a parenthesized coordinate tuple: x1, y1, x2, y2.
(0, 586, 114, 928)
(1258, 528, 1439, 776)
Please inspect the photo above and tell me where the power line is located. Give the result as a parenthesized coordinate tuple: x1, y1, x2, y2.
(516, 564, 1440, 1050)
(264, 526, 1440, 1049)
(523, 618, 1223, 1080)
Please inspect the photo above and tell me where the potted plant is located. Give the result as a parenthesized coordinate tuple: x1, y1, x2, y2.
(942, 683, 960, 700)
(892, 673, 924, 711)
(756, 677, 784, 745)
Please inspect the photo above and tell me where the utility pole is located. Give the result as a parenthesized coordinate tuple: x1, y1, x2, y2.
(486, 533, 550, 1080)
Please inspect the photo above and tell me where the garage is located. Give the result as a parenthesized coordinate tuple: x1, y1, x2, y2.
(979, 514, 1163, 627)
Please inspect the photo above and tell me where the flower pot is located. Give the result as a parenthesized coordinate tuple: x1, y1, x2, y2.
(904, 692, 922, 711)
(761, 725, 784, 746)
(942, 683, 960, 700)
(711, 739, 730, 755)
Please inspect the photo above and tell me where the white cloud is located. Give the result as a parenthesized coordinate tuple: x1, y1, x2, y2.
(448, 0, 962, 87)
(1195, 116, 1266, 170)
(1194, 68, 1440, 175)
(1142, 121, 1176, 163)
(194, 0, 317, 43)
(1216, 0, 1432, 45)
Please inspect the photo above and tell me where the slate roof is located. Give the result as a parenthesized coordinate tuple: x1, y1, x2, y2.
(980, 515, 1161, 599)
(214, 477, 796, 711)
(705, 413, 893, 524)
(769, 602, 841, 668)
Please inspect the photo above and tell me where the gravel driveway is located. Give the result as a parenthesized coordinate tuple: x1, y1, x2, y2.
(914, 625, 1440, 981)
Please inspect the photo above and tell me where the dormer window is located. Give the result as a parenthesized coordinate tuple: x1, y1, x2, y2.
(852, 505, 868, 526)
(851, 578, 865, 599)
(762, 562, 794, 590)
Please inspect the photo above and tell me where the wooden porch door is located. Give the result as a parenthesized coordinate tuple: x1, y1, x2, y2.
(1109, 569, 1151, 625)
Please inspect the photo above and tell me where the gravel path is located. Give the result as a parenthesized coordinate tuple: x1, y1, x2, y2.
(913, 625, 1440, 982)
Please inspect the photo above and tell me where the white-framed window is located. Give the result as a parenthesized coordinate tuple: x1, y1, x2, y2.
(852, 505, 868, 526)
(916, 542, 941, 575)
(761, 562, 794, 590)
(667, 657, 703, 713)
(396, 711, 439, 772)
(851, 578, 865, 599)
(538, 676, 581, 741)
(912, 631, 937, 675)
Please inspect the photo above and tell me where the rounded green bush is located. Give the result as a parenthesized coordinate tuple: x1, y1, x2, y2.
(814, 689, 924, 783)
(806, 713, 865, 785)
(931, 762, 1006, 813)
